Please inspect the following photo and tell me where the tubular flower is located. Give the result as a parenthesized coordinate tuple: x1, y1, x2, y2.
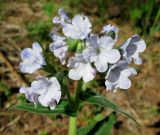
(50, 34, 68, 65)
(53, 8, 70, 26)
(102, 24, 119, 41)
(120, 35, 146, 65)
(83, 35, 120, 72)
(19, 42, 45, 74)
(105, 61, 137, 91)
(62, 14, 92, 40)
(68, 54, 96, 82)
(20, 87, 39, 104)
(20, 77, 61, 110)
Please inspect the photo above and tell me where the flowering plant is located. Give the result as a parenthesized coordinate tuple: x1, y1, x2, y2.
(16, 9, 146, 135)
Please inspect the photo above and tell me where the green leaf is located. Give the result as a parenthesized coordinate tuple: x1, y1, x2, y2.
(78, 113, 116, 135)
(79, 89, 138, 125)
(14, 100, 76, 117)
(0, 81, 11, 96)
(78, 124, 95, 135)
(95, 113, 116, 135)
(130, 9, 142, 20)
(66, 38, 79, 52)
(55, 72, 66, 96)
(56, 72, 73, 107)
(43, 1, 54, 18)
(26, 21, 51, 42)
(42, 51, 57, 75)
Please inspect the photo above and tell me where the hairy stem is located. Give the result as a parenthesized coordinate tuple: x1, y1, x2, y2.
(74, 80, 83, 111)
(69, 116, 77, 135)
(69, 80, 82, 135)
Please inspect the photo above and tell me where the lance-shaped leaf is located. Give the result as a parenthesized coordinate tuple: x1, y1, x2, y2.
(14, 100, 76, 117)
(78, 112, 116, 135)
(56, 72, 73, 107)
(42, 51, 57, 75)
(79, 89, 138, 124)
(66, 38, 79, 52)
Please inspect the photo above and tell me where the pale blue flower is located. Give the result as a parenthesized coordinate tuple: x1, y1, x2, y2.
(83, 35, 120, 72)
(53, 8, 70, 26)
(20, 42, 45, 74)
(120, 35, 146, 65)
(20, 87, 39, 103)
(62, 14, 92, 40)
(68, 54, 96, 82)
(105, 61, 137, 91)
(20, 76, 61, 110)
(50, 34, 68, 65)
(102, 24, 119, 41)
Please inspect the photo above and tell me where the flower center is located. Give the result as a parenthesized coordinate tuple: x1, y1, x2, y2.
(96, 48, 100, 54)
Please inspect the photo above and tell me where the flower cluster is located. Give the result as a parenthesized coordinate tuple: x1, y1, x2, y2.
(19, 9, 146, 109)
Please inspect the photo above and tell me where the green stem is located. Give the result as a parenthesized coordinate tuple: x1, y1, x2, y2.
(68, 80, 83, 135)
(63, 77, 73, 106)
(74, 80, 83, 111)
(69, 116, 77, 135)
(68, 80, 82, 135)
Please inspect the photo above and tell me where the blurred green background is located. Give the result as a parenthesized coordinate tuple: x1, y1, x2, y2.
(0, 0, 160, 135)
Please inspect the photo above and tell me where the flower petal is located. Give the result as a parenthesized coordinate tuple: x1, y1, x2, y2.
(105, 80, 116, 91)
(62, 15, 91, 39)
(67, 54, 85, 68)
(38, 87, 61, 108)
(120, 35, 146, 65)
(32, 42, 42, 53)
(19, 87, 27, 93)
(133, 54, 143, 65)
(52, 16, 60, 24)
(106, 67, 121, 82)
(31, 79, 47, 94)
(19, 62, 41, 74)
(135, 40, 146, 53)
(52, 8, 70, 26)
(20, 43, 45, 74)
(118, 76, 131, 89)
(19, 86, 39, 103)
(86, 35, 98, 49)
(36, 77, 61, 109)
(49, 77, 61, 92)
(20, 77, 61, 110)
(121, 68, 137, 77)
(82, 63, 95, 82)
(59, 8, 70, 21)
(104, 49, 120, 64)
(102, 24, 119, 41)
(102, 24, 119, 34)
(83, 47, 97, 62)
(94, 54, 108, 72)
(20, 48, 33, 61)
(69, 67, 83, 81)
(98, 35, 115, 50)
(50, 42, 68, 65)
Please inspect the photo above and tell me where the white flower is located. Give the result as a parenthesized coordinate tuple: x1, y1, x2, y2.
(50, 34, 68, 65)
(20, 77, 61, 110)
(68, 54, 95, 82)
(105, 61, 137, 91)
(83, 35, 120, 72)
(102, 24, 119, 41)
(19, 42, 46, 74)
(62, 14, 92, 40)
(120, 35, 146, 65)
(53, 8, 70, 26)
